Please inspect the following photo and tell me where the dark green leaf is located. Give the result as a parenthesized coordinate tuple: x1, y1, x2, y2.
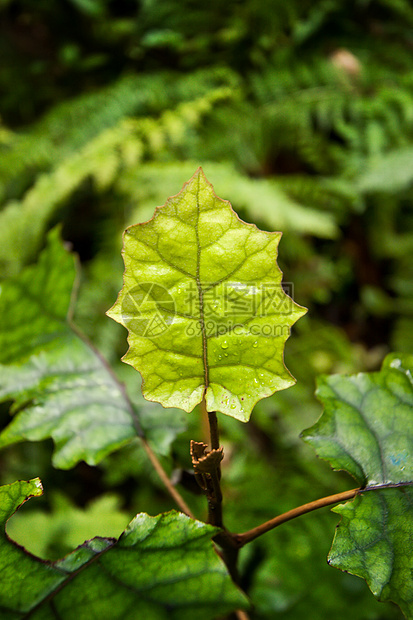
(0, 479, 249, 619)
(0, 479, 66, 617)
(302, 353, 413, 487)
(0, 229, 137, 468)
(302, 353, 413, 617)
(330, 488, 413, 618)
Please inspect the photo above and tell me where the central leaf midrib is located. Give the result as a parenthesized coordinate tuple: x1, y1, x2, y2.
(194, 176, 209, 392)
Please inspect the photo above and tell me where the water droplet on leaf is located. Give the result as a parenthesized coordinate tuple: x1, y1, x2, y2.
(221, 341, 228, 349)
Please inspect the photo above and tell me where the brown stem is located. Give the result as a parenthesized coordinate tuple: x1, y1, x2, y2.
(214, 530, 240, 584)
(198, 399, 224, 527)
(191, 439, 224, 528)
(208, 411, 220, 451)
(200, 400, 242, 583)
(235, 488, 360, 547)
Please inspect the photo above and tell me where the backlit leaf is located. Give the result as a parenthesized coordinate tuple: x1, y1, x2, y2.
(0, 479, 249, 619)
(107, 168, 306, 421)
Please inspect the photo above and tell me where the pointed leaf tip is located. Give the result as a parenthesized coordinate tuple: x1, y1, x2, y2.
(108, 170, 307, 420)
(0, 478, 44, 525)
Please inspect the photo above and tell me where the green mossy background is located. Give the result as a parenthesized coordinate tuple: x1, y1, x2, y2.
(1, 0, 412, 617)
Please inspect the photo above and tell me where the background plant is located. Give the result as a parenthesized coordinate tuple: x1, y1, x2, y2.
(1, 0, 413, 618)
(0, 170, 412, 619)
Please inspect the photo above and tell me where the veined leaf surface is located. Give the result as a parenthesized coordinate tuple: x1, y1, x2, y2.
(330, 487, 413, 618)
(107, 168, 306, 421)
(0, 479, 249, 619)
(0, 229, 138, 469)
(302, 353, 413, 617)
(302, 353, 413, 487)
(0, 478, 66, 615)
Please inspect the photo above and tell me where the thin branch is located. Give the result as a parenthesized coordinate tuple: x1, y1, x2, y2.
(142, 439, 194, 518)
(235, 488, 360, 547)
(70, 322, 144, 439)
(233, 480, 413, 548)
(70, 323, 194, 518)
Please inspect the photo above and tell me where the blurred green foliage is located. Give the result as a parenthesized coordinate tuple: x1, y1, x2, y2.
(1, 0, 412, 617)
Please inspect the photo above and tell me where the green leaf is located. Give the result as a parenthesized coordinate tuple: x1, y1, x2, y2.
(0, 228, 137, 468)
(0, 479, 249, 619)
(0, 478, 66, 616)
(329, 488, 413, 618)
(6, 492, 130, 561)
(302, 353, 413, 617)
(302, 353, 413, 487)
(123, 161, 339, 239)
(107, 168, 306, 421)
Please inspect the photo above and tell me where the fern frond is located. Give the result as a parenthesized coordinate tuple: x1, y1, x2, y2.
(356, 148, 413, 194)
(0, 68, 238, 200)
(117, 160, 338, 239)
(0, 86, 234, 277)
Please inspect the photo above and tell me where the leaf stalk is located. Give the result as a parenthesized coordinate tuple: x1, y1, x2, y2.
(234, 488, 361, 547)
(234, 481, 413, 547)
